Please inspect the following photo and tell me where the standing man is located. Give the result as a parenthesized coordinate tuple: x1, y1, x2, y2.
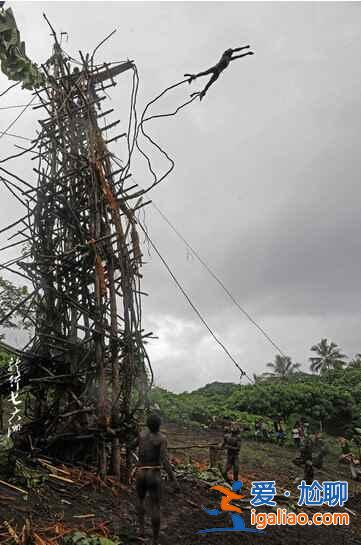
(292, 422, 301, 449)
(261, 420, 269, 442)
(274, 417, 285, 445)
(301, 436, 314, 484)
(338, 436, 352, 464)
(254, 419, 262, 442)
(312, 432, 327, 469)
(134, 413, 179, 545)
(299, 420, 305, 446)
(222, 423, 241, 482)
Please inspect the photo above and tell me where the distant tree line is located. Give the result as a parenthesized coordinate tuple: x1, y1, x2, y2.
(151, 338, 361, 438)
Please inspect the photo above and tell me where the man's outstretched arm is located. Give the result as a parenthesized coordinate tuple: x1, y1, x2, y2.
(232, 45, 251, 53)
(231, 51, 254, 61)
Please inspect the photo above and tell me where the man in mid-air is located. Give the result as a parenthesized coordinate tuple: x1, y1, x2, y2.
(134, 413, 179, 545)
(185, 45, 254, 100)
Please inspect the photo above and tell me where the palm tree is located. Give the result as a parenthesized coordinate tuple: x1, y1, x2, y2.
(252, 372, 270, 384)
(348, 354, 361, 369)
(266, 355, 301, 379)
(309, 338, 347, 374)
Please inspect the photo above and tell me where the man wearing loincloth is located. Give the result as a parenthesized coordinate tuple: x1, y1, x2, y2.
(134, 413, 179, 545)
(222, 423, 241, 482)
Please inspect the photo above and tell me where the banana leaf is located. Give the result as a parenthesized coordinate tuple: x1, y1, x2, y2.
(0, 7, 45, 89)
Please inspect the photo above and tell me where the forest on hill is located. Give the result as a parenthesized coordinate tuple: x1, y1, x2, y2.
(151, 366, 361, 437)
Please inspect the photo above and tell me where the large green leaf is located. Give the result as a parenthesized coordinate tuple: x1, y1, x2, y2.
(0, 7, 45, 89)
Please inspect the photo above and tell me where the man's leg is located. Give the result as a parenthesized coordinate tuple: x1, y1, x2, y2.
(199, 72, 220, 99)
(135, 471, 147, 538)
(304, 461, 314, 485)
(149, 473, 162, 545)
(233, 455, 240, 482)
(314, 453, 323, 469)
(224, 453, 232, 482)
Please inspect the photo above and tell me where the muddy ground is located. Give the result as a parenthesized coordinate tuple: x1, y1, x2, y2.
(1, 424, 361, 545)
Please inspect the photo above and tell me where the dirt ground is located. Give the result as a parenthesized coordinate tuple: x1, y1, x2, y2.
(1, 424, 361, 545)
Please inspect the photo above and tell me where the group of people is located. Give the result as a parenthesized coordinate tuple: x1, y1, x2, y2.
(253, 417, 329, 485)
(254, 417, 287, 445)
(254, 417, 310, 447)
(254, 418, 275, 442)
(131, 414, 359, 544)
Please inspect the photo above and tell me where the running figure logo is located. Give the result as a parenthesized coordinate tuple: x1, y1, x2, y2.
(197, 481, 263, 534)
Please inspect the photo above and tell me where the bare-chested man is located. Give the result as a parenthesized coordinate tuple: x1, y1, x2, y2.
(185, 46, 254, 100)
(222, 423, 241, 482)
(135, 413, 179, 545)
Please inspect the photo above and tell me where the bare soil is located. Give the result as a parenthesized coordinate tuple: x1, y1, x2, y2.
(1, 424, 361, 545)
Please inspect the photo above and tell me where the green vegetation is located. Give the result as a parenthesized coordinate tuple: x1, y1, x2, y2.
(0, 7, 45, 89)
(0, 275, 32, 368)
(151, 382, 239, 426)
(151, 342, 361, 438)
(0, 276, 34, 334)
(64, 532, 121, 545)
(309, 338, 347, 373)
(265, 355, 301, 379)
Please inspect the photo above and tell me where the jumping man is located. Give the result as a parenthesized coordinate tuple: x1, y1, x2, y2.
(185, 46, 254, 100)
(134, 413, 179, 545)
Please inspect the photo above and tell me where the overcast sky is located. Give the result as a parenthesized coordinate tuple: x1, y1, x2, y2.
(1, 1, 361, 392)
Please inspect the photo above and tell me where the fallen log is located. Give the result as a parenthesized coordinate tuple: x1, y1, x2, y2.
(48, 474, 75, 484)
(0, 479, 27, 495)
(168, 443, 220, 450)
